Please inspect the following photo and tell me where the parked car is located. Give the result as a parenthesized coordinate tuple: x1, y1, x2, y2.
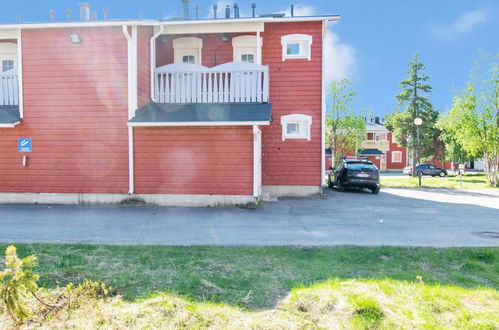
(403, 164, 447, 177)
(328, 158, 380, 194)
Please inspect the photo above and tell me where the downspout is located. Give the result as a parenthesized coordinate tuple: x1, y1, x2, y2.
(150, 25, 164, 102)
(122, 25, 137, 194)
(321, 20, 327, 186)
(17, 29, 23, 118)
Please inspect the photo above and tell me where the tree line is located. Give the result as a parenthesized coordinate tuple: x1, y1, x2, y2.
(326, 52, 498, 187)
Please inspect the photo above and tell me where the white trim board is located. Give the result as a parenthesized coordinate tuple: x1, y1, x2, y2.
(0, 121, 20, 127)
(128, 121, 270, 127)
(0, 16, 340, 31)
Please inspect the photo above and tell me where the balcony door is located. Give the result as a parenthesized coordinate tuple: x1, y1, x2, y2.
(173, 37, 202, 65)
(0, 43, 17, 72)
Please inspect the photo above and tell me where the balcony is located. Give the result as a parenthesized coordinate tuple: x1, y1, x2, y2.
(361, 140, 389, 150)
(0, 69, 19, 106)
(154, 62, 269, 104)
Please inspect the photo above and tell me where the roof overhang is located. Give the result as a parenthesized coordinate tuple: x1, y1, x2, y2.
(359, 148, 385, 156)
(128, 102, 272, 127)
(0, 15, 340, 31)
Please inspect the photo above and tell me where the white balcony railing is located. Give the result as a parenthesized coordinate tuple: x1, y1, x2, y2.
(361, 140, 390, 150)
(0, 69, 18, 106)
(154, 62, 269, 104)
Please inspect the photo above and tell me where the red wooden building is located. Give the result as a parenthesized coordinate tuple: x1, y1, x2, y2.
(0, 2, 338, 206)
(359, 118, 407, 171)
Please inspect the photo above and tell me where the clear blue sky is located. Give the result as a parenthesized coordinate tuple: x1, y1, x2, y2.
(1, 0, 497, 116)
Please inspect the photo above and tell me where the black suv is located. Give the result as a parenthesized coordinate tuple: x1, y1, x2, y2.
(328, 158, 380, 194)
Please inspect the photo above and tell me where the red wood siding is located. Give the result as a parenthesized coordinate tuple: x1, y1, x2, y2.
(137, 26, 153, 107)
(0, 27, 129, 194)
(155, 33, 253, 68)
(134, 126, 253, 195)
(386, 132, 407, 169)
(261, 22, 323, 186)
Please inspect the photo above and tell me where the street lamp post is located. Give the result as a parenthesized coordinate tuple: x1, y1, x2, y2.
(414, 117, 423, 186)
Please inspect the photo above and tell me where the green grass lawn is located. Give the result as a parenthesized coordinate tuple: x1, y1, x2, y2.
(1, 245, 498, 328)
(381, 173, 496, 189)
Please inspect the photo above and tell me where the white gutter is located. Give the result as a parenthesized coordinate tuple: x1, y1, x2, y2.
(122, 25, 137, 194)
(150, 25, 164, 102)
(0, 16, 340, 30)
(321, 20, 327, 186)
(128, 121, 270, 127)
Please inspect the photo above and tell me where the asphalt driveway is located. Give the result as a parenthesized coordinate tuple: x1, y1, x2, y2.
(0, 188, 498, 247)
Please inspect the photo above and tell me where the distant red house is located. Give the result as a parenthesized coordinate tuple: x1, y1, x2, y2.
(0, 2, 339, 206)
(359, 118, 407, 171)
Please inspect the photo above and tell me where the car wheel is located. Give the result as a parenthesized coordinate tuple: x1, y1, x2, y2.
(371, 187, 380, 194)
(337, 181, 345, 192)
(432, 175, 436, 177)
(439, 171, 446, 177)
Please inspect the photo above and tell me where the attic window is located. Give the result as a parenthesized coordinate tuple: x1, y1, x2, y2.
(281, 34, 312, 61)
(281, 114, 312, 141)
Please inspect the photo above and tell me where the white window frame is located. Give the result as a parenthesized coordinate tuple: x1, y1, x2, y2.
(172, 37, 203, 65)
(281, 114, 312, 141)
(232, 35, 262, 63)
(392, 151, 402, 163)
(281, 34, 312, 61)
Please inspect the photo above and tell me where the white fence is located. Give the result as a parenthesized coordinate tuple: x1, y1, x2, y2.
(0, 69, 18, 106)
(154, 62, 269, 104)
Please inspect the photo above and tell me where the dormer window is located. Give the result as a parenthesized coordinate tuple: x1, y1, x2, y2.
(281, 34, 313, 61)
(173, 37, 203, 65)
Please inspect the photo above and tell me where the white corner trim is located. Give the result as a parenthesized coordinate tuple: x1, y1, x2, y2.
(281, 33, 313, 61)
(281, 114, 312, 141)
(17, 29, 23, 118)
(253, 125, 262, 197)
(0, 121, 20, 128)
(128, 121, 270, 127)
(321, 20, 327, 186)
(150, 25, 164, 102)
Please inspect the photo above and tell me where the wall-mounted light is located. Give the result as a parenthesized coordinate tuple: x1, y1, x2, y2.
(159, 35, 169, 43)
(220, 33, 229, 42)
(69, 34, 81, 44)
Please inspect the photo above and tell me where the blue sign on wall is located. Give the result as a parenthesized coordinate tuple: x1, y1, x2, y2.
(18, 138, 32, 152)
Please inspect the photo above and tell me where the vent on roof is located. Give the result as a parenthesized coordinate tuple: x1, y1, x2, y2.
(79, 3, 91, 21)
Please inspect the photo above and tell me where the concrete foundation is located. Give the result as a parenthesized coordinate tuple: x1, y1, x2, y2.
(262, 185, 322, 199)
(0, 193, 257, 207)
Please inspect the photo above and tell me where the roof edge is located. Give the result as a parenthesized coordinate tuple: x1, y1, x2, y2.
(0, 15, 340, 30)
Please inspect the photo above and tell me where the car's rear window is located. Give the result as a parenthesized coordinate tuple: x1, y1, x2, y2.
(346, 162, 377, 171)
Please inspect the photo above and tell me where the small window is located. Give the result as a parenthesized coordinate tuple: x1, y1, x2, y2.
(281, 114, 312, 141)
(391, 151, 402, 163)
(182, 55, 195, 64)
(286, 43, 300, 55)
(241, 54, 255, 63)
(2, 60, 13, 72)
(286, 123, 299, 135)
(281, 34, 313, 61)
